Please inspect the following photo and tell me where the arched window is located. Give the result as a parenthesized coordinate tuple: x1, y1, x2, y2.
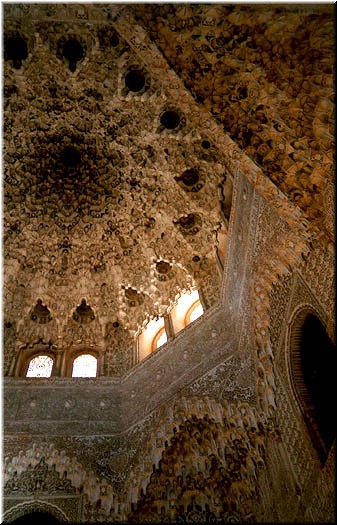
(137, 317, 167, 361)
(170, 289, 203, 334)
(72, 354, 97, 377)
(290, 311, 336, 463)
(26, 355, 54, 378)
(185, 300, 203, 325)
(152, 327, 168, 351)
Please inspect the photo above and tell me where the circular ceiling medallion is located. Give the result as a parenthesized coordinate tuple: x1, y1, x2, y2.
(110, 34, 119, 47)
(180, 168, 199, 186)
(62, 38, 84, 71)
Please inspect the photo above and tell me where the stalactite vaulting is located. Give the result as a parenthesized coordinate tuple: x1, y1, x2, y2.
(3, 3, 335, 524)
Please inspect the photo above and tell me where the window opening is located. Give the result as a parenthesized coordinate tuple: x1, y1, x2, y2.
(138, 316, 166, 361)
(26, 355, 53, 378)
(72, 354, 97, 377)
(187, 301, 204, 324)
(153, 327, 168, 350)
(171, 289, 203, 333)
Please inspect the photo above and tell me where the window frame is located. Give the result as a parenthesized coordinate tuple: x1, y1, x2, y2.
(13, 347, 57, 378)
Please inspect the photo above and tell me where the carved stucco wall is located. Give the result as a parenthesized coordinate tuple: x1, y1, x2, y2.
(4, 168, 335, 524)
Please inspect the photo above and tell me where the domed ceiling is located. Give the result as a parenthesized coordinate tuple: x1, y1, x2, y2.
(3, 3, 335, 351)
(3, 3, 233, 339)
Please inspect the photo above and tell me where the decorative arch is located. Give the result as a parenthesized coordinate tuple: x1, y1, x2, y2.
(3, 442, 116, 518)
(286, 304, 322, 407)
(2, 500, 69, 524)
(287, 305, 336, 463)
(151, 327, 167, 352)
(184, 299, 203, 325)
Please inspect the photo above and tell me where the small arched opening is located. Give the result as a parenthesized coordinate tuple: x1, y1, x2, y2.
(71, 352, 98, 377)
(26, 354, 54, 378)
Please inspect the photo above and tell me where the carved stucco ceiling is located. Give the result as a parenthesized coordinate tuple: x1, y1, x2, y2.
(132, 3, 335, 236)
(3, 3, 335, 335)
(3, 3, 233, 331)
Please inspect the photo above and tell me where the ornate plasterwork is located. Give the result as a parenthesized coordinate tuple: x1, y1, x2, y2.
(3, 394, 275, 523)
(3, 500, 71, 524)
(3, 3, 236, 365)
(2, 4, 335, 524)
(133, 3, 335, 242)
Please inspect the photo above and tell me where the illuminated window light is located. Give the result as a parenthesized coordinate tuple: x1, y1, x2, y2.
(26, 355, 53, 378)
(188, 301, 204, 323)
(72, 354, 97, 377)
(153, 327, 168, 350)
(175, 289, 200, 320)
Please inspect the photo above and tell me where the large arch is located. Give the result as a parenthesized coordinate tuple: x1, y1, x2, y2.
(287, 305, 336, 463)
(2, 500, 69, 524)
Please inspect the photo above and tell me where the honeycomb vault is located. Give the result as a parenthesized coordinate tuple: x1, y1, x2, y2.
(2, 3, 335, 524)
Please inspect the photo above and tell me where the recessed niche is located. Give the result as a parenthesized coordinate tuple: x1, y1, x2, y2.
(156, 261, 171, 274)
(124, 287, 144, 306)
(5, 35, 28, 69)
(160, 110, 180, 130)
(73, 299, 95, 323)
(125, 69, 146, 92)
(180, 168, 199, 186)
(60, 146, 81, 167)
(201, 140, 211, 149)
(110, 34, 119, 47)
(31, 299, 52, 324)
(179, 214, 196, 228)
(62, 38, 84, 72)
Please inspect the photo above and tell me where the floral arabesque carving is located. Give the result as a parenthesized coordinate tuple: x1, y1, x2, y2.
(104, 321, 134, 376)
